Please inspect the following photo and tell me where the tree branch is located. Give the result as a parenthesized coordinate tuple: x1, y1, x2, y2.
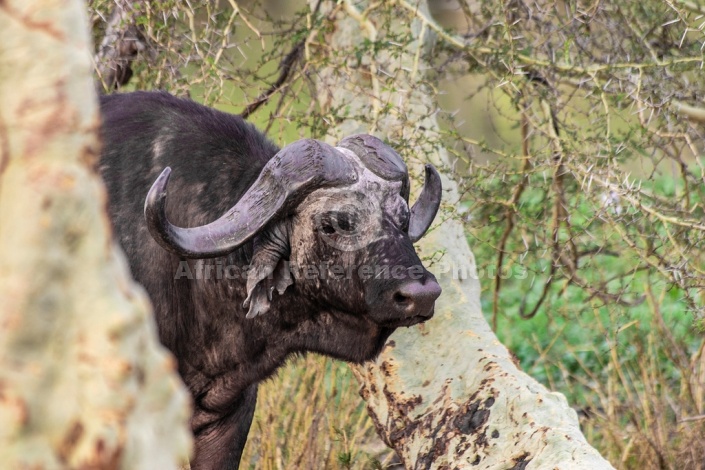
(240, 40, 304, 119)
(94, 0, 147, 92)
(672, 100, 705, 124)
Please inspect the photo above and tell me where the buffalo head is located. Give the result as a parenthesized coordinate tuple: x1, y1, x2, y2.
(144, 134, 442, 358)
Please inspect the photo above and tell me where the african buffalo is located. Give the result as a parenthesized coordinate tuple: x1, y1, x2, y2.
(99, 91, 442, 469)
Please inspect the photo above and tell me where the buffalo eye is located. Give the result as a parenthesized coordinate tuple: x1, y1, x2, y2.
(319, 211, 358, 234)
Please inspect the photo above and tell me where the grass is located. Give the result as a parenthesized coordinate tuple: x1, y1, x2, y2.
(240, 356, 397, 470)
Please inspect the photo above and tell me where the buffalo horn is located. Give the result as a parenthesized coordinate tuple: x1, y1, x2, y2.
(144, 139, 357, 258)
(338, 134, 410, 202)
(408, 164, 442, 243)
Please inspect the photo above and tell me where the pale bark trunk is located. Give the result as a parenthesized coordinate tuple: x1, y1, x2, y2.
(0, 1, 192, 468)
(309, 2, 614, 468)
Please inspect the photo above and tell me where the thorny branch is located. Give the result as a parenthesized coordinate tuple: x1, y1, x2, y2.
(239, 0, 325, 119)
(240, 40, 304, 119)
(492, 104, 531, 329)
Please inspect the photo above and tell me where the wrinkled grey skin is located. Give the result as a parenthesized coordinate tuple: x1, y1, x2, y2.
(99, 91, 441, 470)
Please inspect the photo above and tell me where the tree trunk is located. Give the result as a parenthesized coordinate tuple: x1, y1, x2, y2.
(0, 1, 192, 468)
(94, 0, 147, 92)
(309, 2, 614, 468)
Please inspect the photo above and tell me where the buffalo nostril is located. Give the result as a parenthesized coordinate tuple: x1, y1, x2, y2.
(391, 279, 442, 318)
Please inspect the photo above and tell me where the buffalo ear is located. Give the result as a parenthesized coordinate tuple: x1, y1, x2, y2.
(242, 221, 293, 318)
(408, 164, 442, 243)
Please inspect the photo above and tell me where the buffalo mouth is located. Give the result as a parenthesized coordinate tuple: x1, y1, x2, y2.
(378, 309, 435, 328)
(328, 304, 435, 330)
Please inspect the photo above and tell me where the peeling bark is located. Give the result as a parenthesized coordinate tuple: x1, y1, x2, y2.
(0, 1, 192, 468)
(309, 2, 615, 468)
